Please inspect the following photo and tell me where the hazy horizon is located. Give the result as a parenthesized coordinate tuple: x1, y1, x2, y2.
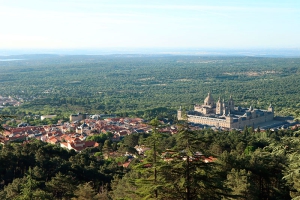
(0, 47, 299, 57)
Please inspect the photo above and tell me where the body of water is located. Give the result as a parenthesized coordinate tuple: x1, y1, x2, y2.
(0, 59, 24, 61)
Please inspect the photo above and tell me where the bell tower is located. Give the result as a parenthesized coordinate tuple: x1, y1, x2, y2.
(268, 104, 274, 113)
(228, 95, 235, 112)
(177, 106, 183, 120)
(216, 97, 223, 115)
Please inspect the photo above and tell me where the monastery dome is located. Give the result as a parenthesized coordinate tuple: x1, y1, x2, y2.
(204, 92, 214, 105)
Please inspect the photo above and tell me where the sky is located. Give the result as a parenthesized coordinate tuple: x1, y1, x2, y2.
(0, 0, 300, 50)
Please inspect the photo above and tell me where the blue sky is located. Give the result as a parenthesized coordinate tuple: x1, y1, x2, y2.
(0, 0, 299, 49)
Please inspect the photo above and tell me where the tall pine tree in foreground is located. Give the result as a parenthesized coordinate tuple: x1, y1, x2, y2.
(157, 126, 227, 200)
(132, 118, 167, 199)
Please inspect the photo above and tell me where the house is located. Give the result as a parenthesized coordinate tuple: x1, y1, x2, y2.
(117, 130, 130, 137)
(122, 159, 132, 168)
(135, 145, 151, 155)
(48, 136, 59, 145)
(69, 113, 89, 122)
(41, 115, 57, 121)
(60, 137, 99, 152)
(203, 156, 217, 163)
(111, 134, 120, 142)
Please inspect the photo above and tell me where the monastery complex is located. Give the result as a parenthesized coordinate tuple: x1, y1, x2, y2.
(178, 93, 274, 129)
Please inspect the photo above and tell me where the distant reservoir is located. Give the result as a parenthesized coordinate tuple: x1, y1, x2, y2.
(0, 59, 24, 61)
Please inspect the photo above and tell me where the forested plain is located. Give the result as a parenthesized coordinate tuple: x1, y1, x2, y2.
(1, 55, 300, 121)
(1, 55, 300, 199)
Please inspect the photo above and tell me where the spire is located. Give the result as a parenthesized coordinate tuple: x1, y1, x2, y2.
(269, 103, 273, 108)
(268, 103, 274, 112)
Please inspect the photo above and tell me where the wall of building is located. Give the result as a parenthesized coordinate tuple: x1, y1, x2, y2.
(70, 115, 82, 122)
(187, 115, 229, 128)
(230, 112, 274, 129)
(187, 111, 274, 129)
(41, 115, 57, 120)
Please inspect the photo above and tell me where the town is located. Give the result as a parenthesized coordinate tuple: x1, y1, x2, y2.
(2, 110, 299, 164)
(0, 113, 178, 155)
(1, 111, 235, 169)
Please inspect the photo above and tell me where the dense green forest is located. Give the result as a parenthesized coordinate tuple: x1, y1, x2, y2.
(1, 55, 300, 120)
(1, 122, 300, 199)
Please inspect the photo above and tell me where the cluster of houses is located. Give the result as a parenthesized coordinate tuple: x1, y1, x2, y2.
(0, 117, 177, 153)
(2, 113, 299, 169)
(0, 114, 237, 167)
(0, 96, 21, 108)
(0, 115, 207, 162)
(122, 146, 218, 168)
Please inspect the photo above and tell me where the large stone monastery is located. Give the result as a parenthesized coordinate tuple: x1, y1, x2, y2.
(177, 92, 274, 129)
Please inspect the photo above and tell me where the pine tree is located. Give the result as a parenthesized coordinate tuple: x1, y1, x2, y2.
(284, 152, 300, 199)
(46, 172, 77, 199)
(224, 168, 256, 200)
(132, 118, 166, 199)
(20, 167, 39, 200)
(102, 140, 113, 159)
(110, 171, 140, 200)
(72, 182, 104, 200)
(159, 128, 227, 200)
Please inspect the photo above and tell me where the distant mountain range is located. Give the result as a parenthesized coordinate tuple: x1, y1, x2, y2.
(0, 48, 299, 57)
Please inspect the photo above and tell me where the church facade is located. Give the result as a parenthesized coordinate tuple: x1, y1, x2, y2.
(178, 93, 274, 129)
